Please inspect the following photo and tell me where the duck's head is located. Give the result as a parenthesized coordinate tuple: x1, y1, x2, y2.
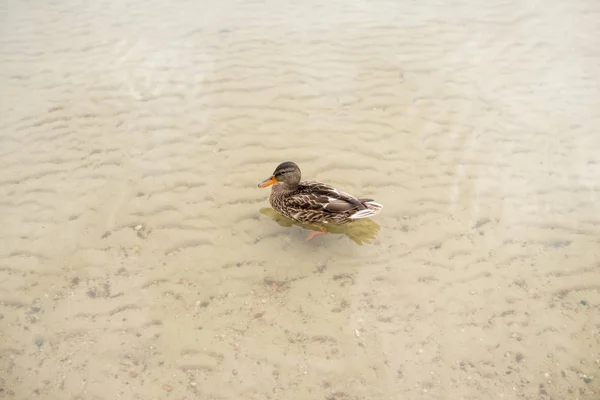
(258, 161, 301, 189)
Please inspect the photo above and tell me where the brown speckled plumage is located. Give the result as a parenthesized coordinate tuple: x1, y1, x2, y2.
(258, 161, 383, 225)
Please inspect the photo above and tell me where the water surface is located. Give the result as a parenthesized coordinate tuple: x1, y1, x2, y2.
(1, 0, 599, 399)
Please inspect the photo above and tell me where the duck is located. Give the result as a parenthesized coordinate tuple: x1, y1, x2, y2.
(258, 161, 383, 240)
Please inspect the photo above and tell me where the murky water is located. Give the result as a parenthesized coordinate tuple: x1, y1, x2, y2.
(1, 0, 599, 399)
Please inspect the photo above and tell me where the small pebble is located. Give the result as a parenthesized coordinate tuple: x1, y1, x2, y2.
(354, 329, 360, 338)
(134, 225, 143, 231)
(232, 369, 238, 376)
(163, 384, 172, 392)
(190, 382, 197, 387)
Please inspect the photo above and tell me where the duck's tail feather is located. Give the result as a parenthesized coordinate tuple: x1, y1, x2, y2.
(349, 209, 378, 219)
(349, 200, 383, 219)
(364, 201, 383, 211)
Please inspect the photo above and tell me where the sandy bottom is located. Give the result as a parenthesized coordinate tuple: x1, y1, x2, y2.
(1, 0, 599, 399)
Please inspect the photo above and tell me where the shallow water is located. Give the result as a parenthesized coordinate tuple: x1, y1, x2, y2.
(1, 0, 600, 399)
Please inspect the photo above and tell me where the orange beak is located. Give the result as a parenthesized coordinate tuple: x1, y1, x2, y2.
(258, 175, 277, 188)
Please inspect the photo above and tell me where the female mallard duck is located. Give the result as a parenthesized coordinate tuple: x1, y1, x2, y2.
(258, 161, 383, 239)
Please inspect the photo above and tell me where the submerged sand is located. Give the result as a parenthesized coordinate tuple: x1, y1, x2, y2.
(1, 0, 599, 399)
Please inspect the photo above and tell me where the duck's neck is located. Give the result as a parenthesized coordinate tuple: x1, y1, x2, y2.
(272, 182, 297, 195)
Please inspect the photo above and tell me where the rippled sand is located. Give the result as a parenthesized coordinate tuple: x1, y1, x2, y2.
(1, 0, 600, 399)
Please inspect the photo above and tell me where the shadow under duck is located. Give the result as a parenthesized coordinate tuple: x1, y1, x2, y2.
(258, 161, 383, 239)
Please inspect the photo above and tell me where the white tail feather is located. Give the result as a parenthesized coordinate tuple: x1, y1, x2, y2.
(349, 201, 383, 220)
(364, 201, 383, 210)
(349, 209, 377, 219)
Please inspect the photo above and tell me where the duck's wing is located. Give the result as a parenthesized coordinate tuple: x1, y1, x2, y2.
(285, 182, 364, 213)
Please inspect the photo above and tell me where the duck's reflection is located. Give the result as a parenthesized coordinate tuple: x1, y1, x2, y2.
(259, 207, 381, 245)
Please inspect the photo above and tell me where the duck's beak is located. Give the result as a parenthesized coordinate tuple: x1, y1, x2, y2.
(258, 175, 277, 188)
